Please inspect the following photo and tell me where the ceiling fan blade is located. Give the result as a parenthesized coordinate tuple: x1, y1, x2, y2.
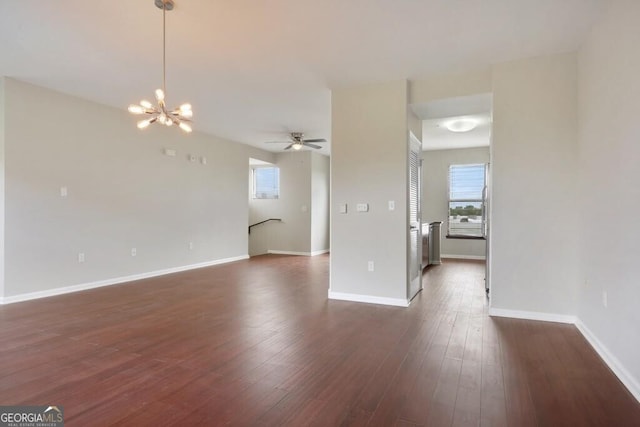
(264, 140, 290, 144)
(304, 143, 323, 149)
(302, 138, 326, 143)
(283, 144, 293, 150)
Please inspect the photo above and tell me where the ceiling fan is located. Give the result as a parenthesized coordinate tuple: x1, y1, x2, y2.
(265, 132, 327, 150)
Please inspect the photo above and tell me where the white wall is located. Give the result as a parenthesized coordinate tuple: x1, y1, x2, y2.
(577, 0, 640, 396)
(422, 147, 489, 259)
(330, 80, 409, 305)
(0, 78, 5, 299)
(311, 153, 330, 254)
(490, 53, 579, 316)
(248, 150, 329, 256)
(2, 78, 274, 299)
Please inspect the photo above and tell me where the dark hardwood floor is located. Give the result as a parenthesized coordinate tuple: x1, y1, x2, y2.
(1, 255, 639, 426)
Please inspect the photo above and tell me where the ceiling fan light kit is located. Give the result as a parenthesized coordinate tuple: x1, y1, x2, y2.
(128, 0, 192, 133)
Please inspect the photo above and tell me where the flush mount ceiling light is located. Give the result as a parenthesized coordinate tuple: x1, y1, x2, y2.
(128, 0, 192, 133)
(444, 119, 478, 133)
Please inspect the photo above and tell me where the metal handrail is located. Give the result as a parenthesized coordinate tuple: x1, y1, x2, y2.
(248, 218, 282, 234)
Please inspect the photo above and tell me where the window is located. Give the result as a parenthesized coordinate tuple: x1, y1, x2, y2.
(252, 167, 280, 199)
(448, 163, 486, 238)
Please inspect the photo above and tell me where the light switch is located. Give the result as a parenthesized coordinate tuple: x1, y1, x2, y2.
(356, 203, 369, 212)
(200, 156, 207, 165)
(339, 204, 348, 214)
(388, 200, 395, 211)
(60, 187, 68, 197)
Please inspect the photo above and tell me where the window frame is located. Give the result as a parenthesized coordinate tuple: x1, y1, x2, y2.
(252, 166, 280, 200)
(447, 163, 487, 239)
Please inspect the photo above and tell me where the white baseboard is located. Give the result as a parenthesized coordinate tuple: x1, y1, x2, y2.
(488, 307, 576, 324)
(267, 250, 329, 257)
(310, 249, 330, 256)
(441, 254, 486, 261)
(575, 319, 640, 403)
(328, 290, 409, 307)
(0, 255, 249, 305)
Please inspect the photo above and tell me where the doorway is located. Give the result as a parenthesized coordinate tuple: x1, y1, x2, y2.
(410, 93, 493, 295)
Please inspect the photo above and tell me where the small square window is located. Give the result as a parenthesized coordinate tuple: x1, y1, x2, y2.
(252, 167, 280, 199)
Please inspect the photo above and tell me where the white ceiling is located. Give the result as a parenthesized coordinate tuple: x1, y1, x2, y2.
(0, 1, 605, 155)
(421, 114, 492, 151)
(414, 93, 492, 151)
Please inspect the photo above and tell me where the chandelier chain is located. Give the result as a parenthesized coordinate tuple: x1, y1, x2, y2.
(162, 3, 166, 96)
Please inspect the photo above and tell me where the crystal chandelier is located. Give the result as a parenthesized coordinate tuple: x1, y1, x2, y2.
(128, 0, 192, 133)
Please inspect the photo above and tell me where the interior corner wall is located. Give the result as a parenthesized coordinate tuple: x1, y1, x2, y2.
(330, 80, 408, 302)
(490, 53, 579, 316)
(311, 153, 330, 254)
(272, 151, 312, 253)
(2, 78, 271, 299)
(408, 109, 422, 141)
(248, 151, 313, 255)
(422, 147, 489, 258)
(577, 0, 640, 394)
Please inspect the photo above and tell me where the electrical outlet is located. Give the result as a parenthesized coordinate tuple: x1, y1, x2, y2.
(368, 261, 374, 272)
(60, 187, 68, 197)
(131, 248, 137, 257)
(602, 290, 608, 308)
(78, 252, 85, 263)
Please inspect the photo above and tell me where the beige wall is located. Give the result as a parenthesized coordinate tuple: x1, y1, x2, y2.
(311, 153, 330, 253)
(2, 78, 273, 299)
(490, 53, 579, 316)
(577, 0, 640, 397)
(330, 80, 409, 305)
(422, 147, 489, 259)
